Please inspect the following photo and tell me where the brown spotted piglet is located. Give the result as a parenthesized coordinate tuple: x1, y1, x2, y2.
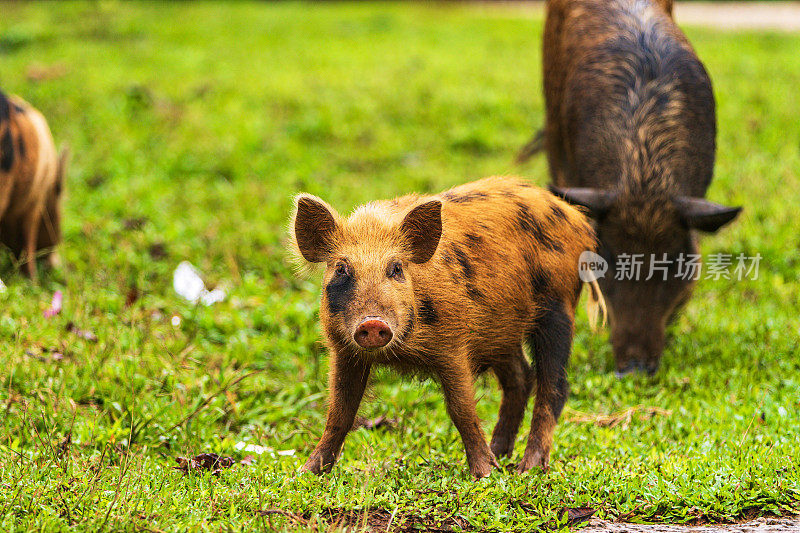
(0, 90, 67, 279)
(292, 176, 605, 478)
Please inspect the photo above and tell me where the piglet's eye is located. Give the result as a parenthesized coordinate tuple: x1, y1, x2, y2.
(334, 263, 349, 277)
(389, 262, 403, 279)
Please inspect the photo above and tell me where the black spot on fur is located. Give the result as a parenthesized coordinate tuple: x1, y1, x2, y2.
(16, 133, 25, 159)
(0, 92, 10, 123)
(530, 264, 550, 296)
(498, 190, 520, 200)
(452, 244, 473, 279)
(516, 202, 539, 232)
(326, 273, 355, 315)
(0, 131, 14, 172)
(449, 270, 462, 285)
(0, 92, 14, 172)
(464, 233, 483, 251)
(442, 191, 489, 204)
(400, 313, 415, 340)
(516, 202, 564, 253)
(441, 249, 454, 264)
(418, 298, 439, 325)
(466, 283, 485, 302)
(548, 204, 569, 223)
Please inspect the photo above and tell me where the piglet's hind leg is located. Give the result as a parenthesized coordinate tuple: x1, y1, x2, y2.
(490, 347, 533, 458)
(518, 299, 573, 473)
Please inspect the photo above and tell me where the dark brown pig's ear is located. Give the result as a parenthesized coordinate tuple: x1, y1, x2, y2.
(401, 200, 442, 264)
(674, 197, 742, 233)
(549, 186, 616, 219)
(293, 194, 339, 263)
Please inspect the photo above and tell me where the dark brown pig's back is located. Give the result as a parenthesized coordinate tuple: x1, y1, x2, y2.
(551, 0, 715, 197)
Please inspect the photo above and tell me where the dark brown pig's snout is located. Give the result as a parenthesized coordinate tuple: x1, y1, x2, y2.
(614, 345, 661, 377)
(611, 328, 666, 377)
(354, 317, 393, 349)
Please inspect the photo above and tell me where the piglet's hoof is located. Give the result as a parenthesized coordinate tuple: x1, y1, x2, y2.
(301, 452, 335, 475)
(470, 452, 499, 479)
(470, 461, 493, 479)
(490, 437, 515, 459)
(516, 448, 549, 474)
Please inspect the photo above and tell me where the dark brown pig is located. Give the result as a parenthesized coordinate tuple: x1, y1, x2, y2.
(0, 90, 67, 279)
(292, 177, 605, 477)
(522, 0, 741, 375)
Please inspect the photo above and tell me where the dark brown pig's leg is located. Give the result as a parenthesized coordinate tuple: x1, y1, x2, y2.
(490, 346, 533, 458)
(302, 355, 370, 474)
(436, 358, 497, 478)
(519, 299, 574, 473)
(23, 208, 41, 280)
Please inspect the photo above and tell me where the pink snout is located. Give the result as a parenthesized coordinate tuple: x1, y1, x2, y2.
(354, 318, 393, 349)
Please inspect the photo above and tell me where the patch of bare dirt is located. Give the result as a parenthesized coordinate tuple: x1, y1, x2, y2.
(582, 516, 800, 532)
(675, 2, 800, 31)
(473, 2, 800, 31)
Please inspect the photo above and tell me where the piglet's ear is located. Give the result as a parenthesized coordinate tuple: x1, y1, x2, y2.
(674, 197, 742, 233)
(293, 194, 339, 263)
(401, 200, 442, 264)
(549, 185, 617, 219)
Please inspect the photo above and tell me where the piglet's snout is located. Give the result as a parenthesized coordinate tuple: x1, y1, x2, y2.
(354, 318, 393, 349)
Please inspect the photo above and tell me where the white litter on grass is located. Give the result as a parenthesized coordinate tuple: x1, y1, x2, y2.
(233, 441, 296, 457)
(234, 441, 268, 455)
(200, 288, 226, 306)
(173, 261, 226, 305)
(173, 262, 205, 302)
(0, 278, 6, 293)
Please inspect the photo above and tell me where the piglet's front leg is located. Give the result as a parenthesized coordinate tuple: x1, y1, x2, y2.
(437, 359, 498, 478)
(302, 356, 371, 474)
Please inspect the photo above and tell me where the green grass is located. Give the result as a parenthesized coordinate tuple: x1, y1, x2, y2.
(0, 1, 799, 531)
